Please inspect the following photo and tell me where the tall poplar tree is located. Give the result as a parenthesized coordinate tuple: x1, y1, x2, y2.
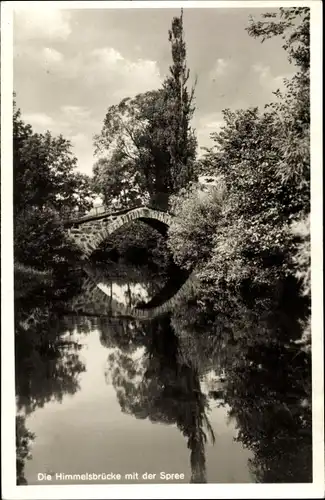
(163, 9, 197, 192)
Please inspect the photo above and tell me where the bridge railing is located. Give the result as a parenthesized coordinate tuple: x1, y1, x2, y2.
(60, 200, 171, 224)
(60, 204, 144, 222)
(59, 205, 106, 220)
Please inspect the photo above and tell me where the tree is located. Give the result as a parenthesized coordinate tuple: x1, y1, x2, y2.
(13, 99, 97, 273)
(93, 151, 148, 209)
(14, 101, 95, 217)
(247, 8, 310, 200)
(172, 7, 310, 289)
(163, 9, 197, 191)
(93, 90, 168, 208)
(14, 207, 85, 272)
(246, 8, 310, 73)
(93, 11, 197, 210)
(246, 7, 311, 346)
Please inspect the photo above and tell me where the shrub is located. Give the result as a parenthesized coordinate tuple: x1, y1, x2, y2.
(167, 181, 226, 270)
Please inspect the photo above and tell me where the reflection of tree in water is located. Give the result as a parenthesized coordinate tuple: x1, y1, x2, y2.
(223, 341, 312, 483)
(14, 258, 312, 484)
(169, 278, 312, 483)
(16, 415, 35, 485)
(105, 315, 214, 483)
(99, 317, 147, 353)
(15, 298, 88, 483)
(15, 310, 86, 415)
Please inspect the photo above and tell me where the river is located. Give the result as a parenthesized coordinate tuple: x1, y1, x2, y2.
(15, 259, 312, 485)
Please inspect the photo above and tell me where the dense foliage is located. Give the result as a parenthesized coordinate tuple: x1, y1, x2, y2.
(168, 8, 311, 349)
(13, 100, 96, 275)
(168, 183, 225, 271)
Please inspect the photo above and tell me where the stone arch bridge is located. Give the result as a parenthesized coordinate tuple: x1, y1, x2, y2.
(64, 206, 173, 257)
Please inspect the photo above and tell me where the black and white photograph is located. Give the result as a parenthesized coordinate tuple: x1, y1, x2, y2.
(1, 1, 323, 498)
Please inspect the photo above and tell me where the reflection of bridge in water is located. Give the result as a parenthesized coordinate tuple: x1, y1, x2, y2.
(67, 263, 197, 321)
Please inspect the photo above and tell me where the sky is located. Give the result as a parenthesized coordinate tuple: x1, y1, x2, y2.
(13, 5, 294, 176)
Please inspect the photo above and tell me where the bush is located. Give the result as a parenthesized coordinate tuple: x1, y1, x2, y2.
(167, 181, 225, 271)
(290, 214, 310, 297)
(14, 208, 83, 274)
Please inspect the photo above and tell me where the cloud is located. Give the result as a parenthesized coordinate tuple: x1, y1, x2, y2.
(22, 107, 99, 176)
(210, 58, 232, 79)
(84, 47, 162, 98)
(252, 64, 272, 83)
(61, 106, 92, 121)
(69, 132, 91, 148)
(42, 47, 64, 64)
(14, 7, 72, 41)
(23, 105, 97, 137)
(14, 45, 64, 76)
(252, 63, 292, 92)
(205, 120, 224, 131)
(22, 112, 55, 129)
(23, 108, 98, 142)
(18, 45, 162, 100)
(22, 110, 76, 137)
(91, 47, 124, 66)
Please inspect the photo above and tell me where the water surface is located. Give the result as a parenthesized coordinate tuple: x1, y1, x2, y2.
(15, 265, 312, 485)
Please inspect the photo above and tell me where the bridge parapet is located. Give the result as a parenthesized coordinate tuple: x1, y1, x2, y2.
(62, 203, 171, 226)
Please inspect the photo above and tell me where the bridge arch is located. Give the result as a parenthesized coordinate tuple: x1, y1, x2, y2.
(66, 207, 173, 257)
